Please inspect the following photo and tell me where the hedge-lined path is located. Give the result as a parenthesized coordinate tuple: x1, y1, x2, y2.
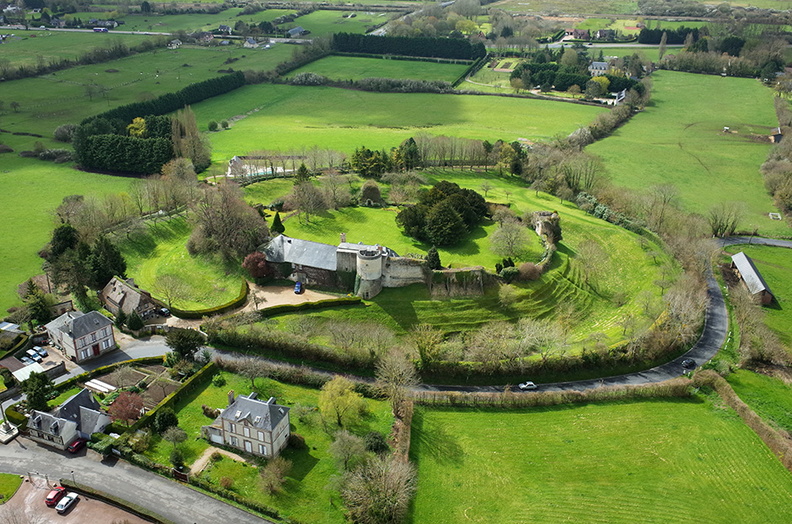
(0, 437, 272, 524)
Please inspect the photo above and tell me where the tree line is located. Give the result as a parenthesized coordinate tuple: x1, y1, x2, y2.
(637, 26, 700, 45)
(331, 32, 486, 60)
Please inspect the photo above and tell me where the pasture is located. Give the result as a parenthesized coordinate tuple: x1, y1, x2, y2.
(723, 244, 792, 346)
(727, 369, 792, 434)
(286, 55, 469, 82)
(195, 83, 608, 163)
(493, 0, 792, 13)
(143, 370, 392, 524)
(114, 9, 293, 33)
(587, 71, 786, 236)
(409, 399, 792, 523)
(284, 9, 394, 37)
(118, 217, 245, 310)
(0, 32, 159, 68)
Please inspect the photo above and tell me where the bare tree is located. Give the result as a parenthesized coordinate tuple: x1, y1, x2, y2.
(329, 430, 368, 471)
(260, 456, 292, 495)
(162, 426, 187, 449)
(490, 220, 530, 259)
(576, 241, 609, 293)
(153, 274, 188, 309)
(341, 455, 417, 524)
(375, 350, 419, 412)
(410, 324, 444, 368)
(237, 357, 269, 391)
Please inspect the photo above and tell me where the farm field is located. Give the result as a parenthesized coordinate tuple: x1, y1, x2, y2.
(143, 370, 393, 524)
(119, 217, 246, 310)
(587, 71, 786, 237)
(252, 169, 670, 345)
(409, 399, 792, 523)
(723, 244, 792, 346)
(286, 55, 469, 82)
(0, 155, 133, 314)
(0, 32, 160, 68)
(727, 369, 792, 434)
(286, 9, 394, 37)
(116, 9, 293, 33)
(492, 0, 792, 13)
(195, 83, 608, 163)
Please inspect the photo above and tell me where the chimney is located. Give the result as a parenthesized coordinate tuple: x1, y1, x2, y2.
(267, 396, 276, 405)
(340, 232, 346, 243)
(227, 390, 235, 405)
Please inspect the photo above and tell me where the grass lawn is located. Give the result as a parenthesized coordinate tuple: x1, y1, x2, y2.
(286, 55, 469, 82)
(0, 473, 23, 504)
(144, 370, 393, 524)
(727, 369, 792, 433)
(254, 169, 669, 345)
(284, 9, 395, 37)
(194, 83, 608, 165)
(119, 217, 245, 310)
(409, 398, 792, 523)
(723, 244, 792, 346)
(0, 32, 160, 68)
(587, 71, 787, 237)
(48, 387, 82, 409)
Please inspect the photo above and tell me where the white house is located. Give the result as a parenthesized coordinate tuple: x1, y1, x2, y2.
(45, 311, 116, 363)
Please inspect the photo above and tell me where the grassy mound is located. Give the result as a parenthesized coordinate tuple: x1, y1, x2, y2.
(410, 398, 792, 523)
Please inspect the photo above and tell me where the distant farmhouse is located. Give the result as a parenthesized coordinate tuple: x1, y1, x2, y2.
(261, 234, 427, 299)
(202, 391, 290, 458)
(731, 252, 774, 305)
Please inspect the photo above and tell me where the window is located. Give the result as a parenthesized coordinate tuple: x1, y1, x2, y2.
(91, 333, 97, 342)
(259, 444, 267, 455)
(79, 349, 89, 360)
(230, 437, 238, 447)
(229, 423, 236, 433)
(258, 431, 264, 441)
(101, 339, 111, 350)
(243, 426, 250, 438)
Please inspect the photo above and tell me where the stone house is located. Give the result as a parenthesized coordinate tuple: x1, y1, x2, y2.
(27, 389, 110, 450)
(99, 277, 158, 320)
(202, 391, 290, 458)
(588, 61, 609, 76)
(731, 252, 775, 305)
(572, 29, 590, 40)
(45, 311, 116, 363)
(243, 37, 258, 48)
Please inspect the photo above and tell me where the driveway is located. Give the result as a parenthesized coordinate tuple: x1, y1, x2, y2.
(0, 438, 271, 523)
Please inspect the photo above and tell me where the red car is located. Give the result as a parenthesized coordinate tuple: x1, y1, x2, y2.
(67, 438, 87, 454)
(45, 486, 66, 507)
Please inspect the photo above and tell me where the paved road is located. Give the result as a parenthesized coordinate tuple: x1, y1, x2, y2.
(0, 438, 271, 523)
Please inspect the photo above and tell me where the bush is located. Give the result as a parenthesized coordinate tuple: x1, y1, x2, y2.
(499, 266, 519, 283)
(221, 120, 229, 129)
(53, 123, 77, 142)
(518, 262, 542, 281)
(208, 120, 219, 131)
(364, 431, 389, 454)
(170, 448, 184, 468)
(211, 374, 226, 387)
(152, 407, 179, 434)
(210, 451, 223, 462)
(220, 476, 234, 489)
(288, 432, 307, 449)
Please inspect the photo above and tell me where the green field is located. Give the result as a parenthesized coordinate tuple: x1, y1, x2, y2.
(0, 32, 160, 68)
(727, 369, 792, 433)
(409, 399, 792, 523)
(251, 169, 669, 344)
(144, 370, 392, 524)
(286, 55, 469, 82)
(119, 217, 246, 310)
(723, 244, 792, 345)
(492, 0, 792, 13)
(283, 9, 393, 37)
(194, 83, 608, 164)
(587, 71, 786, 236)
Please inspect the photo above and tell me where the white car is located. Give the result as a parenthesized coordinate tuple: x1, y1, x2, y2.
(518, 381, 537, 391)
(55, 492, 78, 514)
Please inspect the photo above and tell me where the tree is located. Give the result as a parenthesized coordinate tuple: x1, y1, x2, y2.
(287, 181, 328, 223)
(329, 430, 368, 471)
(109, 391, 144, 426)
(360, 180, 382, 206)
(23, 280, 51, 325)
(153, 274, 188, 309)
(263, 210, 284, 237)
(424, 200, 467, 246)
(127, 310, 144, 331)
(88, 236, 127, 289)
(708, 202, 743, 237)
(237, 356, 269, 391)
(242, 251, 272, 280)
(172, 106, 211, 172)
(490, 220, 530, 259)
(208, 121, 219, 132)
(260, 456, 292, 495)
(153, 407, 179, 434)
(21, 371, 54, 412)
(141, 1, 152, 13)
(9, 101, 19, 113)
(165, 328, 206, 361)
(127, 117, 147, 138)
(112, 365, 139, 388)
(162, 426, 188, 448)
(658, 31, 668, 60)
(425, 246, 441, 270)
(375, 350, 419, 413)
(318, 376, 368, 428)
(296, 163, 310, 182)
(410, 323, 444, 368)
(49, 223, 80, 259)
(341, 455, 417, 524)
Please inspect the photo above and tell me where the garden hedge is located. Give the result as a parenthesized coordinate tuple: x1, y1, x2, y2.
(258, 296, 362, 319)
(0, 333, 29, 361)
(170, 280, 249, 319)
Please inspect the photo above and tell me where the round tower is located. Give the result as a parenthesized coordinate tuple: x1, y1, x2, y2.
(356, 249, 383, 281)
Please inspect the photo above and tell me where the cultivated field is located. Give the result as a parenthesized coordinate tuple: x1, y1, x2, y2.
(195, 83, 608, 163)
(286, 55, 470, 82)
(409, 399, 792, 523)
(587, 71, 785, 236)
(724, 244, 792, 345)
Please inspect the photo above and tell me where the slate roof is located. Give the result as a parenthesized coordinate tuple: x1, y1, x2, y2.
(218, 393, 289, 431)
(28, 410, 78, 439)
(100, 277, 155, 315)
(55, 388, 100, 422)
(287, 26, 304, 36)
(262, 235, 338, 271)
(590, 61, 609, 70)
(732, 252, 773, 296)
(45, 311, 112, 339)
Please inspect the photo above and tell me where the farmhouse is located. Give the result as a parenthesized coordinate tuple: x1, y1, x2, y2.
(99, 277, 158, 320)
(588, 61, 609, 76)
(572, 29, 590, 40)
(45, 311, 116, 363)
(27, 389, 110, 451)
(731, 252, 774, 305)
(243, 37, 258, 48)
(287, 26, 306, 38)
(260, 234, 427, 299)
(202, 391, 290, 458)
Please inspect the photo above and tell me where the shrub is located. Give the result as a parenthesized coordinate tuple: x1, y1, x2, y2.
(288, 432, 307, 450)
(499, 266, 519, 283)
(202, 404, 221, 419)
(53, 123, 77, 142)
(170, 448, 184, 468)
(518, 262, 542, 281)
(152, 407, 179, 433)
(210, 451, 223, 462)
(208, 120, 219, 131)
(220, 476, 234, 489)
(221, 120, 229, 129)
(211, 373, 226, 387)
(364, 431, 389, 454)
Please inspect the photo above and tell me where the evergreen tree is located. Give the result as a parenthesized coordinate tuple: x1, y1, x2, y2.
(127, 310, 144, 330)
(89, 236, 127, 289)
(270, 211, 285, 235)
(24, 282, 52, 325)
(424, 201, 467, 246)
(426, 247, 442, 270)
(21, 372, 54, 412)
(115, 309, 127, 328)
(49, 223, 80, 259)
(296, 163, 310, 183)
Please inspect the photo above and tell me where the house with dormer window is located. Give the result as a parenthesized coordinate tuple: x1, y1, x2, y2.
(27, 388, 111, 450)
(45, 310, 116, 363)
(202, 391, 290, 458)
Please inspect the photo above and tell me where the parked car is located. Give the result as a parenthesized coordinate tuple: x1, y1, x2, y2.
(26, 349, 43, 362)
(158, 307, 171, 317)
(294, 281, 303, 294)
(33, 345, 48, 357)
(681, 358, 696, 370)
(45, 486, 66, 507)
(67, 438, 87, 454)
(518, 381, 537, 391)
(55, 492, 78, 514)
(20, 356, 34, 366)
